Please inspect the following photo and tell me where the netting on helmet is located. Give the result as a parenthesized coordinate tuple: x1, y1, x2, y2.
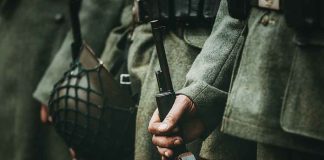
(48, 46, 136, 159)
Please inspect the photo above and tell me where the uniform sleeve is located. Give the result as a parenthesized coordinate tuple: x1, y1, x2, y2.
(177, 0, 247, 137)
(33, 0, 126, 105)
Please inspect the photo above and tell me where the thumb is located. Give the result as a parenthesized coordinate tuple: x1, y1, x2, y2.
(40, 104, 49, 124)
(69, 148, 77, 159)
(158, 95, 190, 133)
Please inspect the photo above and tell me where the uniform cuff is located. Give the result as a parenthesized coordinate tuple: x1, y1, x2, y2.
(177, 80, 227, 138)
(33, 41, 72, 106)
(33, 86, 52, 106)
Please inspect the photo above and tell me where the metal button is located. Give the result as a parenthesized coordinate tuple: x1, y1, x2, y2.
(54, 13, 65, 24)
(260, 15, 277, 26)
(260, 15, 270, 26)
(268, 18, 276, 25)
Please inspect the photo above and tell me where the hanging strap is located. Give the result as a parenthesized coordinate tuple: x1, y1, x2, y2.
(69, 0, 83, 61)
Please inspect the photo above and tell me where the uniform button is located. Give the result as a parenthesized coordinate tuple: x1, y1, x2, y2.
(260, 15, 270, 26)
(54, 13, 65, 24)
(268, 18, 276, 25)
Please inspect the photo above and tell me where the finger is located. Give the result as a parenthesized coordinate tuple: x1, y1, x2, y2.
(149, 96, 189, 135)
(162, 156, 168, 160)
(158, 96, 190, 133)
(40, 104, 49, 124)
(151, 109, 161, 123)
(157, 146, 174, 158)
(148, 109, 161, 133)
(152, 135, 183, 148)
(148, 109, 179, 135)
(69, 148, 77, 159)
(149, 123, 180, 135)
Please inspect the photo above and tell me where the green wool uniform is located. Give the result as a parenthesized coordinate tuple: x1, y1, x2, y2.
(102, 21, 203, 159)
(31, 0, 128, 159)
(0, 0, 71, 159)
(33, 0, 127, 104)
(180, 0, 324, 159)
(223, 7, 324, 159)
(126, 1, 255, 158)
(175, 1, 256, 159)
(34, 0, 256, 159)
(102, 10, 209, 159)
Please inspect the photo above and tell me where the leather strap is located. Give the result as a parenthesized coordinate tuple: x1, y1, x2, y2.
(134, 0, 218, 25)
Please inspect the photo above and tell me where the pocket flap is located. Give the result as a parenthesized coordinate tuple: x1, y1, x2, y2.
(281, 47, 324, 141)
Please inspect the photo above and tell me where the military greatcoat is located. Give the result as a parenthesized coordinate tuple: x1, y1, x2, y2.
(90, 1, 256, 159)
(222, 2, 324, 158)
(179, 0, 324, 159)
(0, 0, 70, 159)
(34, 0, 256, 159)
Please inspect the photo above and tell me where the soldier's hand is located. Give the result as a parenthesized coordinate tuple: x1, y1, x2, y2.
(40, 104, 52, 124)
(69, 148, 77, 160)
(148, 95, 205, 158)
(41, 105, 77, 159)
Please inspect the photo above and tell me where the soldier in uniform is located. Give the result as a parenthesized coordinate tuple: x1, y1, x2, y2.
(148, 0, 255, 159)
(33, 0, 128, 159)
(0, 0, 71, 159)
(223, 0, 324, 159)
(150, 0, 324, 159)
(35, 0, 256, 159)
(33, 0, 126, 106)
(135, 0, 256, 159)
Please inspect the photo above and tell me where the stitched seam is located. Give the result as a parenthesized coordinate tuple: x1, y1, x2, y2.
(211, 28, 244, 86)
(192, 82, 209, 104)
(280, 50, 297, 127)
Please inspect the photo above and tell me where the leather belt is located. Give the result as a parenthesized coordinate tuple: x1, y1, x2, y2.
(132, 1, 214, 38)
(132, 0, 216, 26)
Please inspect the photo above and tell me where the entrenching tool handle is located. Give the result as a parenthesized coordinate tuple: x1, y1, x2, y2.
(152, 20, 196, 160)
(69, 0, 83, 61)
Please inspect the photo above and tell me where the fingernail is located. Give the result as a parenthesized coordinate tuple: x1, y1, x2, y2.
(174, 139, 181, 145)
(48, 116, 53, 123)
(159, 123, 168, 131)
(165, 151, 170, 157)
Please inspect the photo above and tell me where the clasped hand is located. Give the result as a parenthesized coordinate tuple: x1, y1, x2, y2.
(148, 95, 205, 159)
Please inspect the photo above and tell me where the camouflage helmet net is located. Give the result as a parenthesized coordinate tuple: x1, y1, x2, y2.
(48, 45, 136, 159)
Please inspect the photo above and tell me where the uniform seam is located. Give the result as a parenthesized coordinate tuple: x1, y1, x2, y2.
(212, 27, 244, 86)
(191, 82, 209, 103)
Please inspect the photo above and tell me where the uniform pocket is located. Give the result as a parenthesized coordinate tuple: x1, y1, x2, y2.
(281, 44, 324, 142)
(293, 31, 324, 46)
